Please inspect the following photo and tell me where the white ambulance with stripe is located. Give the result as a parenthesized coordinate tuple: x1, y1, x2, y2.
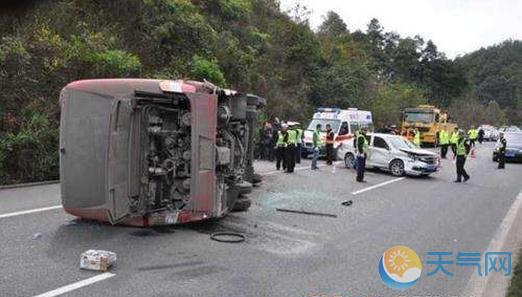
(302, 107, 374, 157)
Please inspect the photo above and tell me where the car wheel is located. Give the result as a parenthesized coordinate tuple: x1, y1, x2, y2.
(231, 195, 251, 212)
(344, 153, 355, 169)
(389, 159, 405, 176)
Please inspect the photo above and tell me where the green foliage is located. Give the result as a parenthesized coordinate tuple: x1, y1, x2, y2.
(0, 0, 520, 184)
(456, 40, 522, 124)
(367, 83, 427, 127)
(210, 0, 253, 20)
(189, 55, 226, 85)
(0, 102, 59, 184)
(86, 50, 141, 77)
(448, 97, 507, 129)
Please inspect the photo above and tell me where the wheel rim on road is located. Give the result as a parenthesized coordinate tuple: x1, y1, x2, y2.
(345, 154, 354, 169)
(390, 160, 405, 176)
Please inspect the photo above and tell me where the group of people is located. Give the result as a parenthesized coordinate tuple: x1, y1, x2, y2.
(259, 119, 305, 173)
(437, 125, 508, 183)
(260, 118, 509, 184)
(310, 123, 337, 170)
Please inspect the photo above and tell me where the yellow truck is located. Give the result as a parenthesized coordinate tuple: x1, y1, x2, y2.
(400, 105, 457, 146)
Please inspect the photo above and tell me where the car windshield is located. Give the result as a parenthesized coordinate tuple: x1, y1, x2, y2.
(388, 136, 416, 150)
(307, 119, 340, 132)
(505, 133, 522, 144)
(404, 112, 434, 123)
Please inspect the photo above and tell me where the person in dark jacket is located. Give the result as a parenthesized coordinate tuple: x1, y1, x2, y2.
(497, 132, 507, 169)
(260, 122, 273, 161)
(356, 128, 369, 182)
(478, 128, 485, 144)
(325, 124, 335, 165)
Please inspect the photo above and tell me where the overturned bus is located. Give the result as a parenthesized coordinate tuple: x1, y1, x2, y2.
(59, 79, 264, 226)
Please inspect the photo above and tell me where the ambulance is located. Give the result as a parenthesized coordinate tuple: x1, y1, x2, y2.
(302, 107, 374, 158)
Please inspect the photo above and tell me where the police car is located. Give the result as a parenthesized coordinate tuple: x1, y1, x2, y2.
(302, 107, 373, 158)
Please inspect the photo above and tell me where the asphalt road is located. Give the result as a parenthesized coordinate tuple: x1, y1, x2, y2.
(0, 142, 521, 297)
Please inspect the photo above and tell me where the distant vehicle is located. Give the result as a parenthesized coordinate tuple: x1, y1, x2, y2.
(59, 79, 264, 226)
(493, 132, 522, 162)
(338, 133, 439, 177)
(302, 107, 373, 157)
(400, 105, 457, 146)
(499, 125, 521, 133)
(478, 125, 499, 141)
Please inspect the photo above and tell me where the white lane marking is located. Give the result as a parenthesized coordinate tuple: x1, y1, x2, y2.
(33, 272, 115, 297)
(260, 164, 328, 176)
(0, 205, 62, 219)
(351, 177, 406, 195)
(462, 191, 522, 297)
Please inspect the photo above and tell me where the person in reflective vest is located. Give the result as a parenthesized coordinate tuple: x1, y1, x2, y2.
(468, 126, 478, 147)
(438, 128, 450, 159)
(413, 129, 421, 148)
(356, 129, 369, 182)
(295, 125, 304, 164)
(285, 125, 298, 173)
(454, 130, 470, 183)
(449, 127, 459, 158)
(275, 124, 288, 171)
(311, 124, 322, 170)
(325, 124, 335, 165)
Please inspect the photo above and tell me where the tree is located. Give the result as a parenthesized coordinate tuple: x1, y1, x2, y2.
(484, 100, 507, 126)
(318, 11, 347, 37)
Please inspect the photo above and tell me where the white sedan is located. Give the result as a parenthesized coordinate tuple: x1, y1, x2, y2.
(337, 133, 439, 176)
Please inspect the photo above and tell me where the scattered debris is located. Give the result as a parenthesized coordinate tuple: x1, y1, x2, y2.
(80, 250, 117, 271)
(31, 233, 42, 240)
(341, 200, 353, 206)
(275, 208, 338, 218)
(210, 232, 246, 243)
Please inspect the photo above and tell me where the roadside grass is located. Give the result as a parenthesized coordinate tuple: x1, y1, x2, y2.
(506, 248, 522, 297)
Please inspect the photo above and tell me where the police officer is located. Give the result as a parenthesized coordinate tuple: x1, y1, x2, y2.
(275, 123, 288, 171)
(325, 124, 335, 165)
(356, 128, 369, 183)
(311, 124, 322, 170)
(285, 124, 298, 173)
(468, 125, 478, 147)
(497, 132, 507, 169)
(450, 127, 459, 159)
(295, 123, 304, 164)
(454, 130, 470, 183)
(439, 128, 450, 159)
